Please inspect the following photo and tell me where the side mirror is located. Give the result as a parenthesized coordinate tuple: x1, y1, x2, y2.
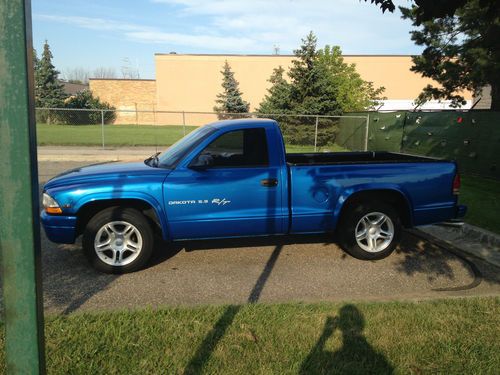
(189, 154, 213, 170)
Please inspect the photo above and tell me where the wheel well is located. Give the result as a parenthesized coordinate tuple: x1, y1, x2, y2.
(75, 199, 162, 237)
(338, 189, 412, 228)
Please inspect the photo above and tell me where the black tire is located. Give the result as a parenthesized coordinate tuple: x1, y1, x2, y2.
(82, 207, 154, 274)
(338, 201, 401, 260)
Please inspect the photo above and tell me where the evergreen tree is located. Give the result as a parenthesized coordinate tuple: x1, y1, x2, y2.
(35, 41, 66, 109)
(317, 45, 385, 112)
(257, 66, 291, 114)
(401, 2, 500, 109)
(287, 31, 340, 116)
(213, 61, 250, 119)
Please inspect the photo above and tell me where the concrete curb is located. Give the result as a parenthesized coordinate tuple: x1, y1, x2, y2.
(418, 223, 500, 268)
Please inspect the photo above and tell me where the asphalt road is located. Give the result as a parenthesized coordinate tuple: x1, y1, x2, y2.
(37, 161, 500, 314)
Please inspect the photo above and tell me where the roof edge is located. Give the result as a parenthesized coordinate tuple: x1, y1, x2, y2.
(88, 78, 156, 81)
(154, 53, 415, 57)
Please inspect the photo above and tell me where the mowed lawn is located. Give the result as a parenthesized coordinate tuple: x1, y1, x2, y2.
(36, 124, 198, 147)
(460, 175, 500, 234)
(36, 124, 345, 152)
(1, 298, 498, 374)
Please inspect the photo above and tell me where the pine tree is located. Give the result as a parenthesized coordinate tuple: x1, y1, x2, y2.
(257, 66, 291, 114)
(287, 32, 341, 116)
(213, 61, 250, 119)
(35, 41, 66, 109)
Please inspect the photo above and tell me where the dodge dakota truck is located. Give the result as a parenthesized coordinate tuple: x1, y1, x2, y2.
(41, 119, 466, 273)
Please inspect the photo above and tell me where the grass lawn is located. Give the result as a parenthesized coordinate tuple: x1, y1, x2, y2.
(460, 175, 500, 234)
(36, 124, 348, 153)
(36, 124, 198, 147)
(1, 297, 499, 374)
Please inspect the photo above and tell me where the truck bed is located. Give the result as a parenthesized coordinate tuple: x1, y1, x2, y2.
(286, 151, 441, 165)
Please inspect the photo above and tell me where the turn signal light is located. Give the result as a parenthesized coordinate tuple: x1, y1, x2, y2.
(45, 207, 63, 214)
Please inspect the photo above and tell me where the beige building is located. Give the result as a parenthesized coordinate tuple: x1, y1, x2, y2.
(90, 54, 473, 125)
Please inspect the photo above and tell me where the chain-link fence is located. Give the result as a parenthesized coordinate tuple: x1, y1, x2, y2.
(35, 108, 369, 153)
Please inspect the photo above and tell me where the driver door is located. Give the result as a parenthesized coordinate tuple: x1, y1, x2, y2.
(163, 128, 284, 240)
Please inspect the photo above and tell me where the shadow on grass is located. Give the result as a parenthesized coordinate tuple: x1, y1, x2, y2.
(300, 305, 394, 374)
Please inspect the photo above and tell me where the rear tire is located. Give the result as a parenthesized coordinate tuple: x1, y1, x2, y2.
(338, 201, 401, 260)
(82, 207, 154, 274)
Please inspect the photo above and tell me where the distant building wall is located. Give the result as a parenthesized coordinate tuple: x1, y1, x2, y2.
(154, 54, 473, 124)
(89, 78, 156, 124)
(89, 55, 475, 126)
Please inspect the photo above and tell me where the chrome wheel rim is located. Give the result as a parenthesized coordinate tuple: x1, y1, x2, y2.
(94, 221, 143, 266)
(355, 212, 394, 253)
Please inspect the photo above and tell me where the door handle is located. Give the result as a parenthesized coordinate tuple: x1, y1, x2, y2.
(261, 178, 278, 187)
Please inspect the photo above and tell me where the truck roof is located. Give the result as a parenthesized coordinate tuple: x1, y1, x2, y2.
(208, 118, 278, 131)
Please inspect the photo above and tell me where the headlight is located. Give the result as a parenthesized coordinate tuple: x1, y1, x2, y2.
(42, 193, 62, 214)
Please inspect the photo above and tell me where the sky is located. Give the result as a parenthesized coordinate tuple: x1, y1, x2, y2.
(32, 0, 419, 79)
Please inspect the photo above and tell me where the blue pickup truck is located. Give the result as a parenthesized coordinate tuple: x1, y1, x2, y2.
(41, 119, 466, 273)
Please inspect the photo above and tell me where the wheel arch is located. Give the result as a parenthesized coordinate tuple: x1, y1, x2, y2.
(334, 188, 413, 230)
(75, 197, 168, 240)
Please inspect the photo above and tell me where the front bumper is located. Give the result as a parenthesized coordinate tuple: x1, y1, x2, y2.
(40, 210, 77, 244)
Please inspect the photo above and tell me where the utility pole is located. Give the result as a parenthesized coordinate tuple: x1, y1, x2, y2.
(0, 0, 46, 373)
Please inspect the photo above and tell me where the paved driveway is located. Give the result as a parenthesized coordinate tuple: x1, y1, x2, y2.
(39, 161, 500, 314)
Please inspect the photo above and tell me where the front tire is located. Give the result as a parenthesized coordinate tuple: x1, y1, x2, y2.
(338, 201, 401, 260)
(82, 207, 154, 273)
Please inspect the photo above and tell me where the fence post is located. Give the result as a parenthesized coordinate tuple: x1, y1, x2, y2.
(0, 0, 46, 373)
(101, 109, 105, 149)
(314, 116, 319, 152)
(182, 111, 186, 136)
(364, 114, 370, 151)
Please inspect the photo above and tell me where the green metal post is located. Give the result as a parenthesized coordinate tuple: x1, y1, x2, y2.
(0, 0, 46, 373)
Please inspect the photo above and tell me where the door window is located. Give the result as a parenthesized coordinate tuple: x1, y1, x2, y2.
(191, 128, 269, 168)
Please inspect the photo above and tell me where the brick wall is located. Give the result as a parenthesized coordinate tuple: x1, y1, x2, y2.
(89, 79, 156, 124)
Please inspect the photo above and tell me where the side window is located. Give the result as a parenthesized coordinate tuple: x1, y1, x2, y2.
(191, 128, 269, 168)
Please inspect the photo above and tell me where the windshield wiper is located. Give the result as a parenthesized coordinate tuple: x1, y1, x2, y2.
(145, 151, 161, 167)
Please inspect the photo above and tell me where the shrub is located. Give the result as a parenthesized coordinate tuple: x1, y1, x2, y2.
(62, 90, 116, 125)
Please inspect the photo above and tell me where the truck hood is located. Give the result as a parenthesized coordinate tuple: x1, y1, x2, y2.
(44, 161, 171, 189)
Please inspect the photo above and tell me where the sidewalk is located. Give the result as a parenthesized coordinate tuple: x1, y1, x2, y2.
(419, 224, 500, 268)
(37, 146, 159, 162)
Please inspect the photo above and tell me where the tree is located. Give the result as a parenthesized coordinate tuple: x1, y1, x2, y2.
(317, 45, 385, 112)
(256, 66, 291, 114)
(256, 32, 386, 146)
(93, 67, 117, 79)
(287, 31, 340, 116)
(63, 67, 89, 84)
(365, 0, 498, 23)
(35, 41, 67, 109)
(32, 48, 40, 89)
(257, 32, 384, 115)
(365, 0, 500, 110)
(213, 61, 250, 119)
(400, 2, 500, 109)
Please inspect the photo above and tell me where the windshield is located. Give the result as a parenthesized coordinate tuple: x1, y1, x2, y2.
(156, 125, 215, 168)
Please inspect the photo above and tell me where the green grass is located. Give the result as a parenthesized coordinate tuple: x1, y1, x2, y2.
(36, 124, 349, 152)
(36, 124, 198, 146)
(460, 175, 500, 233)
(1, 297, 499, 374)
